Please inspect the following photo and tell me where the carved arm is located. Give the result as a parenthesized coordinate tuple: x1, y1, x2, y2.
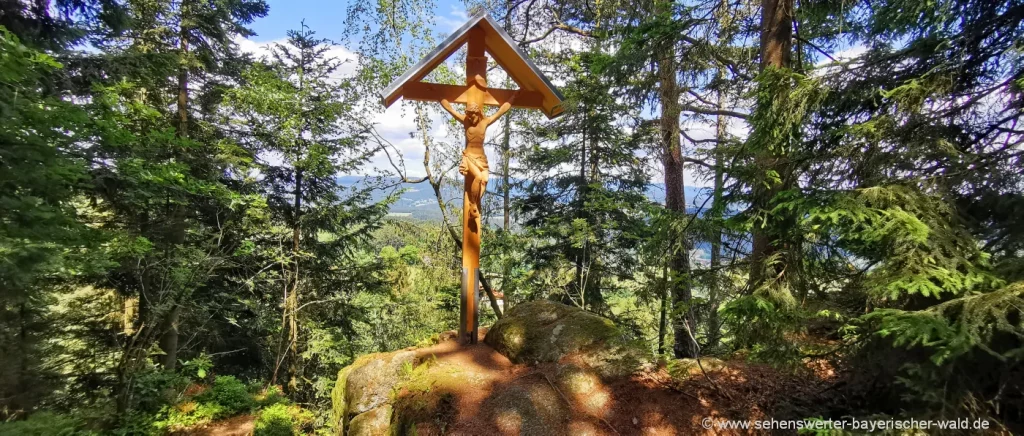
(440, 99, 465, 122)
(486, 91, 519, 124)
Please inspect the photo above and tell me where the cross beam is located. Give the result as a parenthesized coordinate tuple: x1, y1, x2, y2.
(399, 82, 546, 110)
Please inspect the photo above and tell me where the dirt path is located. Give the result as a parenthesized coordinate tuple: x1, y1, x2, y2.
(177, 414, 254, 436)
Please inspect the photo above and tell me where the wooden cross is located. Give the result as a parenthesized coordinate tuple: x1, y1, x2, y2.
(381, 12, 564, 344)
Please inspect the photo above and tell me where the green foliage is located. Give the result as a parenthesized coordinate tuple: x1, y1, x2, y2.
(747, 68, 826, 157)
(126, 369, 191, 415)
(784, 186, 1001, 300)
(517, 45, 652, 313)
(196, 376, 254, 417)
(1, 0, 1022, 431)
(863, 282, 1024, 365)
(254, 404, 313, 436)
(220, 23, 391, 403)
(153, 375, 260, 432)
(182, 355, 214, 380)
(153, 402, 225, 433)
(720, 295, 802, 363)
(0, 412, 93, 436)
(254, 385, 288, 409)
(0, 25, 105, 414)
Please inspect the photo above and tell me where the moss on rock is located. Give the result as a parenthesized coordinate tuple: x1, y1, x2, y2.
(332, 350, 416, 435)
(346, 350, 416, 415)
(331, 364, 354, 434)
(348, 404, 392, 436)
(484, 300, 651, 378)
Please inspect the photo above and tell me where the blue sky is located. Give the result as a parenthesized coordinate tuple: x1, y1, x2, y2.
(246, 0, 469, 43)
(237, 0, 507, 188)
(236, 0, 747, 193)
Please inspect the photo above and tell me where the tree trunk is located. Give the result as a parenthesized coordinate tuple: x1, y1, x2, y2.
(502, 111, 512, 232)
(657, 15, 699, 358)
(748, 0, 795, 290)
(657, 261, 669, 355)
(585, 124, 605, 312)
(706, 86, 727, 349)
(158, 23, 190, 371)
(574, 109, 588, 307)
(759, 0, 793, 71)
(287, 168, 302, 393)
(500, 114, 514, 312)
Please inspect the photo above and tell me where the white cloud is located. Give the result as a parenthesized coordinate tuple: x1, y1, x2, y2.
(234, 35, 360, 80)
(436, 7, 470, 33)
(234, 15, 719, 195)
(834, 45, 868, 61)
(813, 43, 868, 77)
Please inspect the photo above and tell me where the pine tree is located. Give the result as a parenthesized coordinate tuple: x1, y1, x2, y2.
(786, 0, 1024, 420)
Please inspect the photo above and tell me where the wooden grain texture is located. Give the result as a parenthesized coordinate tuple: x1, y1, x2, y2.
(380, 13, 563, 118)
(399, 82, 545, 109)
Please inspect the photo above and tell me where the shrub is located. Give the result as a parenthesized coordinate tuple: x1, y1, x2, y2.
(0, 412, 93, 436)
(254, 404, 313, 436)
(152, 402, 224, 433)
(254, 385, 288, 408)
(153, 375, 255, 432)
(131, 368, 191, 414)
(254, 404, 295, 436)
(196, 375, 253, 417)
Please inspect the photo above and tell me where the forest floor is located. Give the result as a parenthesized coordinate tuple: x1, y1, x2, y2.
(183, 331, 836, 435)
(177, 414, 254, 436)
(400, 331, 836, 435)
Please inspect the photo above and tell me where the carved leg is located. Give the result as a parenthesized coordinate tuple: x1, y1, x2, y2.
(473, 174, 488, 220)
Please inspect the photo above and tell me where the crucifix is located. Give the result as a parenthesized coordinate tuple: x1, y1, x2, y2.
(381, 12, 564, 344)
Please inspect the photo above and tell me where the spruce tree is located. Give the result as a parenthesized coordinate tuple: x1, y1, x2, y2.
(74, 0, 266, 413)
(518, 46, 649, 313)
(224, 25, 387, 396)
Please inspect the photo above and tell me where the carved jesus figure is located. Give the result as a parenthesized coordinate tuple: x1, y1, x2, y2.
(440, 81, 517, 221)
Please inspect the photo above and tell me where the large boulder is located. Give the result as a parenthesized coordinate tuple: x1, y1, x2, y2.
(348, 404, 392, 436)
(331, 350, 416, 435)
(331, 346, 463, 436)
(484, 300, 651, 378)
(331, 301, 653, 435)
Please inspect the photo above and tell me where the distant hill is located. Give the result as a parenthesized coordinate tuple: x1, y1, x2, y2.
(338, 175, 721, 264)
(337, 175, 711, 222)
